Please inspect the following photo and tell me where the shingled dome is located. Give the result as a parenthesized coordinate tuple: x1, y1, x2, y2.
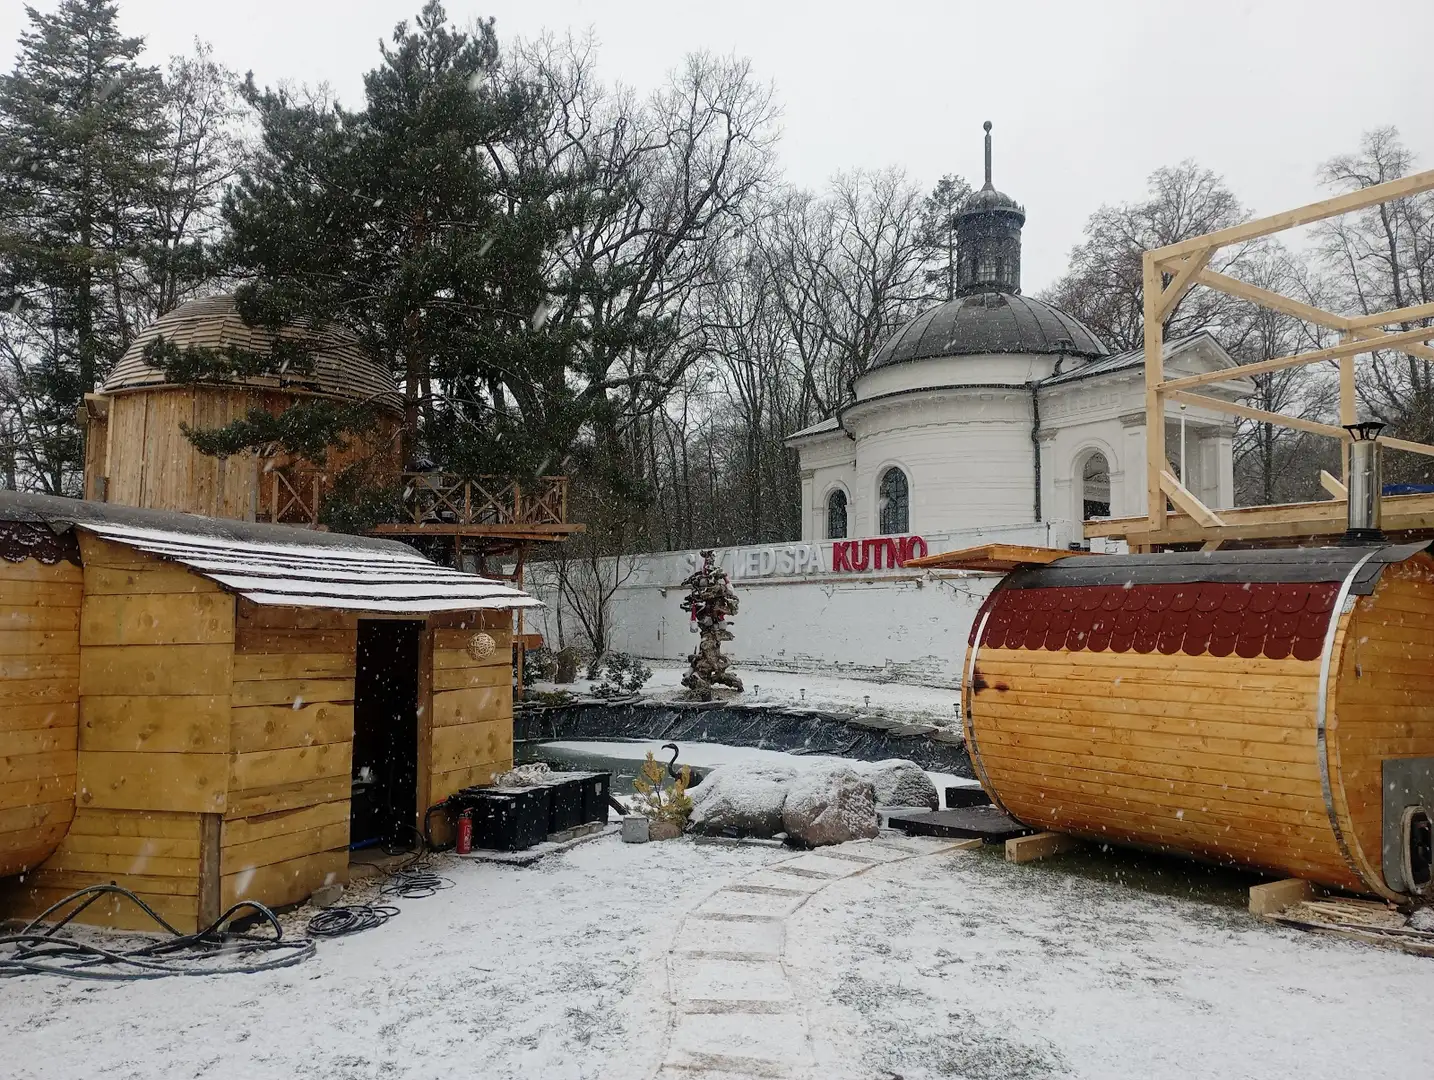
(103, 295, 401, 410)
(869, 292, 1108, 370)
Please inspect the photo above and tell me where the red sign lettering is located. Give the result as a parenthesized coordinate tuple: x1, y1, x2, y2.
(826, 535, 927, 573)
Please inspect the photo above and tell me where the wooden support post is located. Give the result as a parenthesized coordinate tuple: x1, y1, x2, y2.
(1320, 470, 1348, 499)
(1340, 332, 1357, 483)
(1248, 877, 1318, 916)
(1006, 831, 1080, 863)
(197, 812, 222, 928)
(1144, 253, 1165, 529)
(415, 624, 434, 836)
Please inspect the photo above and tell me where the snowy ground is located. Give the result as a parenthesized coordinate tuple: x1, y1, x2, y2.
(536, 659, 963, 728)
(3, 833, 1430, 1080)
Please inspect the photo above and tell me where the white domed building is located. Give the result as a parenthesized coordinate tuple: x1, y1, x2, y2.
(787, 125, 1250, 550)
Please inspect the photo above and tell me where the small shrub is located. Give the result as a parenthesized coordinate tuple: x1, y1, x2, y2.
(522, 645, 555, 685)
(592, 652, 652, 696)
(631, 751, 692, 828)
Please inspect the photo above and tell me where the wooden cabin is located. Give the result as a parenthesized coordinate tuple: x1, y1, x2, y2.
(0, 491, 537, 930)
(80, 294, 403, 522)
(917, 542, 1434, 902)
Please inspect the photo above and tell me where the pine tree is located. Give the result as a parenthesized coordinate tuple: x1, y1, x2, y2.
(220, 2, 581, 481)
(0, 0, 166, 492)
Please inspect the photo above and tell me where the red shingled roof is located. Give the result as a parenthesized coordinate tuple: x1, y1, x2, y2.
(976, 581, 1339, 662)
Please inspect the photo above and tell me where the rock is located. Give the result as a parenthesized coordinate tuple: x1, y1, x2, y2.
(621, 815, 650, 843)
(649, 821, 682, 841)
(1409, 907, 1434, 931)
(857, 759, 939, 810)
(781, 765, 879, 846)
(689, 763, 797, 837)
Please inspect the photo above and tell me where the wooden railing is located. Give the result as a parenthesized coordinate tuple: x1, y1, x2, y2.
(255, 468, 570, 530)
(400, 473, 569, 527)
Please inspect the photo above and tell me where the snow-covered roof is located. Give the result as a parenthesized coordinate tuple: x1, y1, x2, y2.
(0, 491, 539, 614)
(784, 416, 845, 444)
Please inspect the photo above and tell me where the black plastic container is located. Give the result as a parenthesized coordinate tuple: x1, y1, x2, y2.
(579, 773, 611, 825)
(544, 774, 585, 833)
(468, 787, 550, 851)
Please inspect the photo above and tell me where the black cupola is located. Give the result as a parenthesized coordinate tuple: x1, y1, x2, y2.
(955, 121, 1026, 296)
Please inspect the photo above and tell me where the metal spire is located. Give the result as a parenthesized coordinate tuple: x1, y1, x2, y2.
(983, 120, 993, 189)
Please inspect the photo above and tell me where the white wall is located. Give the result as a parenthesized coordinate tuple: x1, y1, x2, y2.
(527, 519, 1079, 688)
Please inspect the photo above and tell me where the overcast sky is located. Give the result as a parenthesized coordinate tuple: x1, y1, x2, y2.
(4, 0, 1432, 293)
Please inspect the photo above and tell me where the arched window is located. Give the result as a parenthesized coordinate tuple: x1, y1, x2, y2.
(878, 467, 909, 535)
(1081, 451, 1111, 519)
(826, 489, 848, 539)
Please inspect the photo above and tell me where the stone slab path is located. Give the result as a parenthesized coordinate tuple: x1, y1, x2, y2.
(651, 834, 977, 1079)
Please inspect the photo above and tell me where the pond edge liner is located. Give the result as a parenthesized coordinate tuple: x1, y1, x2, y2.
(513, 699, 974, 777)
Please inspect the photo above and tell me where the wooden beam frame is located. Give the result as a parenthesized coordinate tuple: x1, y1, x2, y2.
(1151, 169, 1434, 265)
(1159, 470, 1224, 527)
(1122, 171, 1434, 549)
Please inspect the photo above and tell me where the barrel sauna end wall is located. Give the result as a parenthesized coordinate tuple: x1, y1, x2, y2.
(962, 543, 1434, 903)
(0, 524, 82, 878)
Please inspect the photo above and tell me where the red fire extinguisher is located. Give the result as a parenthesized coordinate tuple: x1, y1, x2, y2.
(456, 810, 473, 855)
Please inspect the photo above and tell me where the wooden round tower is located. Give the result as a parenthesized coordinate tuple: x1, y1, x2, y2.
(955, 544, 1434, 902)
(82, 295, 403, 523)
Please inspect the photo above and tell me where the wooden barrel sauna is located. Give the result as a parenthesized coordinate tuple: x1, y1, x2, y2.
(961, 543, 1434, 901)
(0, 524, 83, 877)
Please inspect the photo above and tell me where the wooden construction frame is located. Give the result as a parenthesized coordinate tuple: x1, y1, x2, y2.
(1103, 168, 1434, 549)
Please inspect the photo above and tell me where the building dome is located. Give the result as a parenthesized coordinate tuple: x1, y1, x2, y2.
(103, 294, 401, 411)
(868, 291, 1108, 369)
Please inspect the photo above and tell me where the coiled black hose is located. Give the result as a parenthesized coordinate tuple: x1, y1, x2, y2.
(0, 884, 314, 980)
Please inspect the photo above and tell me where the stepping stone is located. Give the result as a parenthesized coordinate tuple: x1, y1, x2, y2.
(778, 852, 870, 878)
(739, 870, 829, 895)
(677, 957, 792, 1003)
(696, 888, 807, 919)
(674, 914, 783, 958)
(669, 1013, 813, 1072)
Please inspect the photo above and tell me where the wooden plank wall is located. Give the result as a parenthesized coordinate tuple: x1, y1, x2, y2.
(969, 644, 1358, 889)
(4, 537, 233, 930)
(425, 610, 515, 812)
(82, 412, 108, 500)
(0, 557, 82, 878)
(1331, 552, 1434, 898)
(223, 600, 355, 911)
(102, 389, 258, 520)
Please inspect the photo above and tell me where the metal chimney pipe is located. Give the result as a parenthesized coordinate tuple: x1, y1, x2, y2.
(1344, 421, 1386, 542)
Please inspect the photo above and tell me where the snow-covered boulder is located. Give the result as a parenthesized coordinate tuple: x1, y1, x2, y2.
(781, 765, 879, 846)
(857, 759, 939, 810)
(689, 763, 797, 836)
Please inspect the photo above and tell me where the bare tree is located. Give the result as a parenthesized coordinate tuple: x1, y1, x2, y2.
(1042, 161, 1260, 352)
(1314, 127, 1434, 481)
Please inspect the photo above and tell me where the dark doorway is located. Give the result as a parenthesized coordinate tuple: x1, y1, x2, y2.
(351, 619, 423, 847)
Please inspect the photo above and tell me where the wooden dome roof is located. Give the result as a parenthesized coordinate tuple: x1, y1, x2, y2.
(103, 295, 401, 411)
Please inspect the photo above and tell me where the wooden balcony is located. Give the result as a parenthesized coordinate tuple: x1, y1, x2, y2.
(257, 469, 582, 544)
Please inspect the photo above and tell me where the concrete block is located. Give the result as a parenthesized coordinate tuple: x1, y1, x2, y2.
(622, 815, 650, 844)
